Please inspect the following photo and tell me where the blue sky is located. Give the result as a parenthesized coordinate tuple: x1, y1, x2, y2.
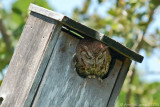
(1, 0, 160, 83)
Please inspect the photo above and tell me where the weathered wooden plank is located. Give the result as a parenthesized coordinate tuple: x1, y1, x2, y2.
(23, 14, 62, 107)
(0, 12, 62, 107)
(29, 3, 143, 63)
(107, 58, 131, 107)
(32, 31, 123, 107)
(29, 4, 64, 21)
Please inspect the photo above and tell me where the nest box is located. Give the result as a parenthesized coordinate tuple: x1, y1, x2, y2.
(0, 4, 143, 107)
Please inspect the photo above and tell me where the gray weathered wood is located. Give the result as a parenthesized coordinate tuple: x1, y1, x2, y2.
(32, 31, 123, 107)
(23, 13, 63, 107)
(29, 4, 143, 63)
(0, 12, 62, 107)
(29, 4, 64, 21)
(107, 58, 131, 106)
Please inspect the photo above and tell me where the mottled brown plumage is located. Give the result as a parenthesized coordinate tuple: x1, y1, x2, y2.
(75, 37, 112, 80)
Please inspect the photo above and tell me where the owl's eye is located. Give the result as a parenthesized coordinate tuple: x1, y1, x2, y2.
(97, 52, 104, 59)
(81, 51, 92, 59)
(86, 55, 92, 59)
(98, 54, 103, 59)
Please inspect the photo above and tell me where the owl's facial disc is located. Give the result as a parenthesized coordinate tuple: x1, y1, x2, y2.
(76, 38, 112, 79)
(81, 51, 94, 66)
(79, 45, 110, 70)
(95, 51, 106, 66)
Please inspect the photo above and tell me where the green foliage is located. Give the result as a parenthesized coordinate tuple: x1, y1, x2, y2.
(116, 74, 160, 106)
(72, 0, 160, 50)
(0, 0, 160, 106)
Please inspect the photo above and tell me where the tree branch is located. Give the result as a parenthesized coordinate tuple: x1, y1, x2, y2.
(126, 7, 156, 107)
(143, 37, 160, 48)
(131, 32, 143, 51)
(0, 18, 12, 52)
(132, 33, 160, 51)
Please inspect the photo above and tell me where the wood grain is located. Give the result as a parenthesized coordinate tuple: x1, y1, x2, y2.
(32, 31, 123, 107)
(0, 12, 62, 107)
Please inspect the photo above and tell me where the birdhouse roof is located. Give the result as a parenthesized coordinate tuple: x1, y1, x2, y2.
(29, 4, 144, 63)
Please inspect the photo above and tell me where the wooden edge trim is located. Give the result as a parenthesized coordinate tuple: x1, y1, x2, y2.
(29, 3, 64, 21)
(107, 58, 132, 107)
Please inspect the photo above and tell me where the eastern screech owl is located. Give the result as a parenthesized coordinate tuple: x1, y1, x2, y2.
(75, 37, 112, 81)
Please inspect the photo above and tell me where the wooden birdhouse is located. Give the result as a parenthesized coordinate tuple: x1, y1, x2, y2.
(0, 4, 143, 107)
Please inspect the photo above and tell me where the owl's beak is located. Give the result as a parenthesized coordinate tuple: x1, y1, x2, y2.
(93, 63, 96, 68)
(100, 44, 103, 48)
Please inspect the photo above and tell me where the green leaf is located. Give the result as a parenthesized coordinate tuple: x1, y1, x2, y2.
(12, 0, 32, 14)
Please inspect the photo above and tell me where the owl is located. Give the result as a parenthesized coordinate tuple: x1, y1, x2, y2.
(75, 37, 112, 81)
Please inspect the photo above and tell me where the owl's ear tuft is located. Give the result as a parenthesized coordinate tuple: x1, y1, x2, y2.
(80, 45, 88, 51)
(101, 46, 109, 52)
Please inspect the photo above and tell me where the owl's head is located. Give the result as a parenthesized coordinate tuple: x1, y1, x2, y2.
(76, 40, 111, 69)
